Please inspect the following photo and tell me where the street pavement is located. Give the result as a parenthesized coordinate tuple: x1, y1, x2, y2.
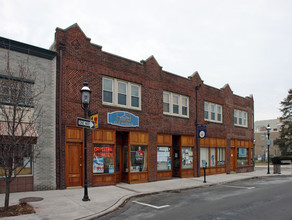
(1, 166, 291, 220)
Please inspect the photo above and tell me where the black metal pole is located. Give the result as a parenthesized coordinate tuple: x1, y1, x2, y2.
(82, 105, 90, 201)
(267, 132, 270, 174)
(195, 84, 201, 177)
(203, 167, 206, 183)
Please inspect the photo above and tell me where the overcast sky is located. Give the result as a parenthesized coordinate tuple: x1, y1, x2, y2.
(1, 0, 291, 121)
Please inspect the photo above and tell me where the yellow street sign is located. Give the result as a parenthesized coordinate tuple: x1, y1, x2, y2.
(90, 114, 98, 129)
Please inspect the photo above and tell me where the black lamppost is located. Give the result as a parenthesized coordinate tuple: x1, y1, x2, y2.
(81, 81, 91, 201)
(266, 124, 271, 174)
(195, 84, 201, 177)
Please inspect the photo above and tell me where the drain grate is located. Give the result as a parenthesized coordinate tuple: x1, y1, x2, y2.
(19, 197, 44, 203)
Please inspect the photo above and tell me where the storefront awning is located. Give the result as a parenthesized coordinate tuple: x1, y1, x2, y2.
(0, 121, 38, 137)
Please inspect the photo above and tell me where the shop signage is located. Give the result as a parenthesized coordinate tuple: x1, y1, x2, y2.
(198, 125, 207, 139)
(107, 111, 139, 127)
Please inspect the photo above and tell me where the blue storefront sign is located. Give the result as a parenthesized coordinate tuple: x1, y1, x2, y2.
(107, 111, 139, 127)
(198, 125, 207, 139)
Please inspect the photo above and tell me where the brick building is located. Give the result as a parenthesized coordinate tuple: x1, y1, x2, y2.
(53, 24, 254, 189)
(0, 37, 57, 192)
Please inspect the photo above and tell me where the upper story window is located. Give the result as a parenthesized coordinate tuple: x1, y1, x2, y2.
(234, 109, 248, 127)
(0, 77, 33, 107)
(173, 94, 179, 114)
(117, 81, 127, 105)
(102, 77, 141, 110)
(163, 91, 189, 117)
(131, 85, 139, 108)
(204, 101, 222, 123)
(102, 78, 113, 103)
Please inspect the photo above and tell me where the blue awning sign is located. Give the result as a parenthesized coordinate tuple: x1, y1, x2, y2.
(107, 111, 139, 127)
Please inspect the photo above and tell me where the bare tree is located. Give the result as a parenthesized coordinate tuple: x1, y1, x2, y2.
(0, 51, 44, 211)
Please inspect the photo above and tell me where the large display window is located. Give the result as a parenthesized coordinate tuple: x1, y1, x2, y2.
(217, 148, 225, 166)
(181, 146, 193, 169)
(237, 148, 249, 166)
(200, 147, 226, 167)
(200, 147, 209, 167)
(93, 144, 114, 174)
(210, 148, 216, 167)
(130, 145, 147, 172)
(157, 147, 171, 171)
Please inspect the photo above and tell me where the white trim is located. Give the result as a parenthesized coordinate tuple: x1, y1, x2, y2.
(163, 91, 189, 118)
(102, 77, 142, 110)
(204, 101, 223, 123)
(234, 109, 248, 128)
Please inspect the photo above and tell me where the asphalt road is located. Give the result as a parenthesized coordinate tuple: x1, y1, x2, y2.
(98, 176, 292, 220)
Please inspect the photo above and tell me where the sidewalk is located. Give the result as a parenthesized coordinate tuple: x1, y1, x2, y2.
(1, 166, 291, 220)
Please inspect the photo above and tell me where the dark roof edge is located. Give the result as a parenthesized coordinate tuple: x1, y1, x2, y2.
(0, 36, 57, 60)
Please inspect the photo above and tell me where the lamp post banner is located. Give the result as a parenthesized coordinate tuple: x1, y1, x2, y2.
(198, 125, 207, 139)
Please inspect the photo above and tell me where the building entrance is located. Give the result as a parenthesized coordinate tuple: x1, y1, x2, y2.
(116, 131, 129, 183)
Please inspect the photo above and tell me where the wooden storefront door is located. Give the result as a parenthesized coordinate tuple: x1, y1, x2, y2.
(66, 142, 83, 187)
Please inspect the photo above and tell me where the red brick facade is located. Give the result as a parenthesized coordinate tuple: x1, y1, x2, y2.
(54, 24, 254, 189)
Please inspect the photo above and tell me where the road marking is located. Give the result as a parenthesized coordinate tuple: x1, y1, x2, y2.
(133, 201, 170, 209)
(219, 184, 255, 190)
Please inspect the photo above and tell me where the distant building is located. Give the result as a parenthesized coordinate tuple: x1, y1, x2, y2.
(254, 118, 282, 161)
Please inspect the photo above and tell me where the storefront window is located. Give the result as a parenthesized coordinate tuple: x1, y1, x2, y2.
(93, 144, 114, 174)
(217, 148, 225, 166)
(237, 148, 249, 166)
(15, 157, 32, 175)
(210, 148, 216, 167)
(130, 145, 147, 172)
(182, 147, 193, 169)
(157, 147, 171, 171)
(200, 147, 209, 167)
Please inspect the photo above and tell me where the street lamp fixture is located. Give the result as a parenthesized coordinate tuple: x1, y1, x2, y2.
(266, 124, 271, 174)
(81, 81, 91, 201)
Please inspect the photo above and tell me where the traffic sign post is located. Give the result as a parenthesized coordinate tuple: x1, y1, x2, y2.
(77, 117, 95, 129)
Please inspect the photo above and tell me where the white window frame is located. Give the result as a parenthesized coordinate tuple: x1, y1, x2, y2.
(117, 81, 127, 106)
(234, 109, 248, 127)
(204, 101, 223, 123)
(163, 92, 170, 113)
(102, 77, 113, 104)
(163, 91, 189, 118)
(130, 84, 140, 108)
(102, 77, 141, 110)
(181, 96, 188, 116)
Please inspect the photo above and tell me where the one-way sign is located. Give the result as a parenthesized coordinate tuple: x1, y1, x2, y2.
(77, 117, 95, 129)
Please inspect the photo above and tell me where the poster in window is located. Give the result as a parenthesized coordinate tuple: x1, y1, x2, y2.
(93, 156, 104, 173)
(109, 165, 114, 174)
(211, 154, 215, 166)
(238, 148, 247, 158)
(135, 146, 144, 161)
